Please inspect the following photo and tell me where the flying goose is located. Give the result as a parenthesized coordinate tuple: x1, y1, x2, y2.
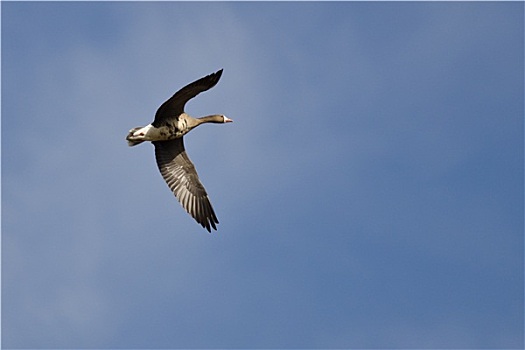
(126, 69, 232, 232)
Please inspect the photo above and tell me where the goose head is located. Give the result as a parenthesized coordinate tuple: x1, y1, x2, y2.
(196, 114, 233, 124)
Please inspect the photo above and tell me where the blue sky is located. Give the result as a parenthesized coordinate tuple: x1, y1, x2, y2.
(2, 2, 523, 349)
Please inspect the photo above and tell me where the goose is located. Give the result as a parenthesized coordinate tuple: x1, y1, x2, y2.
(126, 69, 232, 232)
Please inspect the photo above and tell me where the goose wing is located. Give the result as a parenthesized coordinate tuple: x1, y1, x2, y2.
(153, 138, 219, 232)
(152, 69, 223, 127)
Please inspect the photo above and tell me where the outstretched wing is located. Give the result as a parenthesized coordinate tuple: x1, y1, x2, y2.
(152, 69, 223, 127)
(153, 138, 219, 232)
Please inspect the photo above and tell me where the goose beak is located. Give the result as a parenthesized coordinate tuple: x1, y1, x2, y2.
(224, 116, 233, 123)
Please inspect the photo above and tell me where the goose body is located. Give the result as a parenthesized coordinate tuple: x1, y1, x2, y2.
(126, 69, 232, 232)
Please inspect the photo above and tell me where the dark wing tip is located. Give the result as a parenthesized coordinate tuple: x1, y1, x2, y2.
(200, 201, 219, 233)
(207, 68, 223, 88)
